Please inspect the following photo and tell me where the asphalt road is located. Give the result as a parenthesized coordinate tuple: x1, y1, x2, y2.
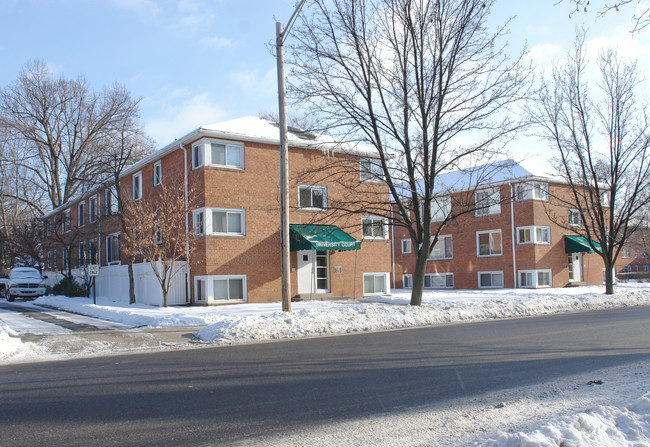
(1, 306, 649, 446)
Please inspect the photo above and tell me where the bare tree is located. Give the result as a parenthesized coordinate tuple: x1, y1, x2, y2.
(289, 0, 530, 305)
(0, 60, 145, 210)
(564, 0, 650, 33)
(533, 32, 650, 294)
(122, 180, 196, 307)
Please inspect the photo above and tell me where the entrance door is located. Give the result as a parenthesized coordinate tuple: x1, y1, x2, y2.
(568, 253, 582, 282)
(297, 250, 330, 294)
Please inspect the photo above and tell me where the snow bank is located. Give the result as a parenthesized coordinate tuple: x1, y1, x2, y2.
(0, 320, 41, 362)
(484, 393, 650, 446)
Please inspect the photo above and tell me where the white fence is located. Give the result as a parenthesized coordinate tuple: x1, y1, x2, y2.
(45, 261, 189, 306)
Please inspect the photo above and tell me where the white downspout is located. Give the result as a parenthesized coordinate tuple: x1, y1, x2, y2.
(509, 183, 517, 288)
(182, 143, 191, 304)
(391, 207, 396, 289)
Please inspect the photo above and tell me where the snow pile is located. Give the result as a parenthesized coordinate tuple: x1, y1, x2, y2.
(484, 393, 650, 446)
(0, 319, 41, 362)
(31, 284, 650, 345)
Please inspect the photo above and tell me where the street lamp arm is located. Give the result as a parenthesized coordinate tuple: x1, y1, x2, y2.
(279, 0, 308, 45)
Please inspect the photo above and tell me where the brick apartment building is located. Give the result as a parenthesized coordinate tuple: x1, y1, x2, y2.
(42, 116, 392, 306)
(391, 161, 617, 290)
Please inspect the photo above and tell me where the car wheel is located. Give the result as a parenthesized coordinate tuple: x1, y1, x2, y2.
(0, 287, 5, 299)
(7, 292, 15, 302)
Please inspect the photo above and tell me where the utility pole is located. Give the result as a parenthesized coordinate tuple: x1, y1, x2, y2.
(276, 0, 306, 313)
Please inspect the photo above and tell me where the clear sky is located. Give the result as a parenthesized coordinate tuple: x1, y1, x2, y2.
(1, 0, 649, 158)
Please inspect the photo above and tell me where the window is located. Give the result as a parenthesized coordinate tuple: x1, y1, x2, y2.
(363, 273, 389, 295)
(62, 209, 71, 233)
(210, 142, 243, 169)
(517, 226, 551, 245)
(401, 239, 412, 254)
(212, 209, 244, 235)
(644, 265, 649, 272)
(568, 209, 581, 226)
(62, 250, 69, 270)
(192, 145, 203, 169)
(47, 252, 52, 270)
(106, 233, 121, 264)
(402, 274, 412, 288)
(53, 250, 58, 269)
(360, 158, 383, 182)
(428, 235, 453, 260)
(195, 275, 247, 302)
(362, 216, 387, 239)
(431, 196, 451, 222)
(622, 265, 632, 273)
(78, 243, 86, 267)
(132, 172, 142, 201)
(89, 196, 97, 223)
(45, 219, 51, 236)
(601, 191, 610, 207)
(478, 271, 503, 288)
(298, 185, 327, 209)
(153, 162, 162, 186)
(193, 210, 204, 235)
(622, 247, 632, 258)
(519, 269, 552, 288)
(424, 273, 454, 288)
(477, 230, 502, 257)
(155, 224, 162, 245)
(78, 202, 85, 227)
(475, 188, 501, 216)
(515, 182, 549, 201)
(106, 186, 118, 216)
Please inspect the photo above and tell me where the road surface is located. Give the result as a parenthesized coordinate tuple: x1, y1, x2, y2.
(1, 306, 649, 446)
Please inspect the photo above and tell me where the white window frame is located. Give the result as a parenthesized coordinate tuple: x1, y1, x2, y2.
(194, 275, 247, 303)
(193, 210, 205, 235)
(360, 158, 384, 182)
(621, 247, 632, 258)
(89, 196, 98, 223)
(424, 273, 454, 289)
(132, 171, 143, 201)
(401, 239, 412, 254)
(89, 239, 98, 264)
(478, 271, 504, 289)
(62, 249, 69, 270)
(208, 140, 244, 169)
(62, 209, 71, 233)
(519, 269, 552, 288)
(475, 187, 501, 216)
(298, 185, 327, 210)
(53, 250, 58, 269)
(106, 233, 121, 265)
(47, 251, 52, 270)
(428, 235, 453, 260)
(568, 209, 581, 226)
(431, 196, 451, 222)
(363, 272, 390, 295)
(402, 274, 412, 289)
(192, 144, 203, 169)
(517, 226, 551, 245)
(106, 186, 118, 216)
(476, 230, 502, 257)
(194, 207, 246, 236)
(78, 242, 86, 268)
(515, 182, 549, 201)
(362, 216, 388, 240)
(78, 201, 85, 227)
(153, 161, 162, 186)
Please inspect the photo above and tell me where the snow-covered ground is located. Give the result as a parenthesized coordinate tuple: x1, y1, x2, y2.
(1, 283, 649, 446)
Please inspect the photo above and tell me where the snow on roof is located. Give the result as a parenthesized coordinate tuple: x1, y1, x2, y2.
(199, 116, 379, 157)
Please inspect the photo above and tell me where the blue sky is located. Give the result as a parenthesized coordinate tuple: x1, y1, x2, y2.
(1, 0, 649, 156)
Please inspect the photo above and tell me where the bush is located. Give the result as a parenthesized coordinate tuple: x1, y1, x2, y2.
(52, 277, 86, 297)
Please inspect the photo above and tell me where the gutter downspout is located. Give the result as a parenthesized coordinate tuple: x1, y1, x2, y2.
(509, 183, 517, 288)
(391, 207, 396, 289)
(182, 143, 191, 304)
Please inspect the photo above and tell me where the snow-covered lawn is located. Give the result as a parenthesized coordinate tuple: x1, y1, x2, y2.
(1, 283, 649, 446)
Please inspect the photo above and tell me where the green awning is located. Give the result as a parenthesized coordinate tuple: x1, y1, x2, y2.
(290, 224, 361, 252)
(565, 235, 602, 254)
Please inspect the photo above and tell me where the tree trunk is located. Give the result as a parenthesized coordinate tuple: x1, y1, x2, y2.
(604, 260, 615, 295)
(127, 256, 136, 304)
(410, 249, 429, 306)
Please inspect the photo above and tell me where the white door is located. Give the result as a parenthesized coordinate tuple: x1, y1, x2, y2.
(569, 253, 582, 282)
(297, 250, 329, 294)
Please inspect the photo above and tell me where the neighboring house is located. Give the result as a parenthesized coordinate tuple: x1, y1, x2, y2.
(392, 161, 621, 290)
(617, 228, 650, 279)
(42, 116, 392, 305)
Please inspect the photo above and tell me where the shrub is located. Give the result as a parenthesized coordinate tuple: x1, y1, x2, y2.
(52, 277, 86, 297)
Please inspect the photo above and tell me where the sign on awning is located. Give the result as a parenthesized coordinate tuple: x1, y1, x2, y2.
(290, 224, 361, 252)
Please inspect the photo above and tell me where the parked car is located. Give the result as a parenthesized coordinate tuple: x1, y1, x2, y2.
(4, 267, 47, 301)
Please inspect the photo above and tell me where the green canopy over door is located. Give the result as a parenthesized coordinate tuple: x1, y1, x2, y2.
(289, 224, 361, 252)
(565, 235, 602, 254)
